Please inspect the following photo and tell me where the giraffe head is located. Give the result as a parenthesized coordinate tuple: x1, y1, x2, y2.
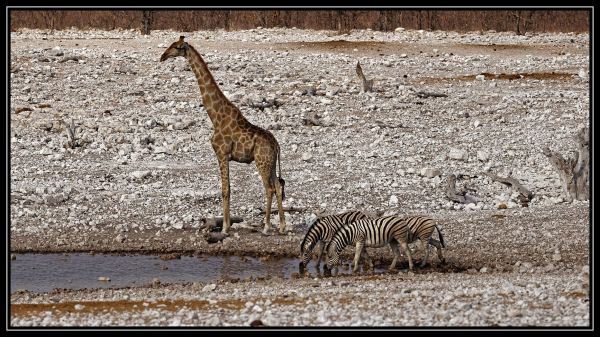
(160, 36, 189, 62)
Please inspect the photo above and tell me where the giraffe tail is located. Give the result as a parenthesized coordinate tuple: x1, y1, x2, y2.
(277, 146, 286, 201)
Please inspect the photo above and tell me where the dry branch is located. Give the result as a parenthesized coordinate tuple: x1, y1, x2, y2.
(356, 61, 373, 93)
(15, 107, 33, 114)
(59, 56, 80, 63)
(257, 206, 306, 215)
(542, 127, 589, 201)
(415, 91, 448, 98)
(61, 119, 78, 149)
(483, 172, 533, 201)
(200, 216, 244, 230)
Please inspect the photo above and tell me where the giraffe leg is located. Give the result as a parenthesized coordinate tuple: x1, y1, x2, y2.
(217, 157, 231, 234)
(275, 178, 287, 234)
(261, 181, 273, 235)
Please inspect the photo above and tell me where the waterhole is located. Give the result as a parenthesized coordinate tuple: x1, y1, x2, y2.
(10, 253, 300, 293)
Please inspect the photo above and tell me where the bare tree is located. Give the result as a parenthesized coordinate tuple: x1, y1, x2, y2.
(40, 11, 55, 33)
(542, 127, 589, 201)
(141, 10, 153, 35)
(512, 10, 535, 35)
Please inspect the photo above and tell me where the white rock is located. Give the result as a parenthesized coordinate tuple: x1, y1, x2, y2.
(39, 148, 53, 155)
(202, 283, 217, 291)
(448, 148, 468, 161)
(476, 74, 485, 81)
(477, 150, 490, 162)
(552, 253, 562, 262)
(420, 168, 441, 178)
(301, 153, 312, 162)
(131, 170, 151, 179)
(395, 27, 405, 32)
(74, 304, 85, 310)
(389, 195, 399, 206)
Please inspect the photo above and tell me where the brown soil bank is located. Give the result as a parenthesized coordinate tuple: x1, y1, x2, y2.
(10, 10, 589, 33)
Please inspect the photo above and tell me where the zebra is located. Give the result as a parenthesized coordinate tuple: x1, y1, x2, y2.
(404, 215, 446, 267)
(323, 216, 415, 276)
(298, 210, 369, 275)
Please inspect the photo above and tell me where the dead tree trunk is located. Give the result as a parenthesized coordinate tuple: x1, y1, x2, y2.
(61, 119, 78, 149)
(446, 174, 467, 203)
(512, 10, 522, 35)
(356, 61, 373, 93)
(542, 127, 589, 201)
(141, 10, 153, 35)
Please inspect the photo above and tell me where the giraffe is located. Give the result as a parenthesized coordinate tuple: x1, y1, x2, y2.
(160, 36, 287, 235)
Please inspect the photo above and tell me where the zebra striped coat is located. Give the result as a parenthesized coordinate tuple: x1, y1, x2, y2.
(404, 215, 446, 267)
(324, 216, 415, 275)
(299, 210, 369, 274)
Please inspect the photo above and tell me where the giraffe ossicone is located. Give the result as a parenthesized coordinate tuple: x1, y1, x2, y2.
(160, 36, 287, 235)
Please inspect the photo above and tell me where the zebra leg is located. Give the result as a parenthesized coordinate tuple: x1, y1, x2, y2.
(360, 249, 374, 274)
(353, 242, 364, 274)
(389, 240, 401, 271)
(399, 240, 414, 270)
(428, 238, 446, 264)
(315, 241, 325, 273)
(419, 239, 430, 268)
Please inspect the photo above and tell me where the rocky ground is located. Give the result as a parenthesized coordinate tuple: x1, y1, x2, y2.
(9, 27, 590, 327)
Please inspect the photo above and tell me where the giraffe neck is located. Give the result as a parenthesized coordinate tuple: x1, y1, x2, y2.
(184, 45, 237, 124)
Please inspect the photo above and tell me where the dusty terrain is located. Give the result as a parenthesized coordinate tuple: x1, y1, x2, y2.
(9, 27, 590, 327)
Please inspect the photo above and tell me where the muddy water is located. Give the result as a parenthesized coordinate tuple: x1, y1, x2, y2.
(10, 253, 300, 293)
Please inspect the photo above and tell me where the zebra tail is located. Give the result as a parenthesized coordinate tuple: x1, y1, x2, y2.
(436, 225, 445, 248)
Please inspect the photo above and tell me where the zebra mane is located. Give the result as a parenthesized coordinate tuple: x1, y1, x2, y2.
(300, 216, 320, 250)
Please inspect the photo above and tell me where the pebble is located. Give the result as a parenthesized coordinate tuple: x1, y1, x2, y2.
(202, 284, 217, 292)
